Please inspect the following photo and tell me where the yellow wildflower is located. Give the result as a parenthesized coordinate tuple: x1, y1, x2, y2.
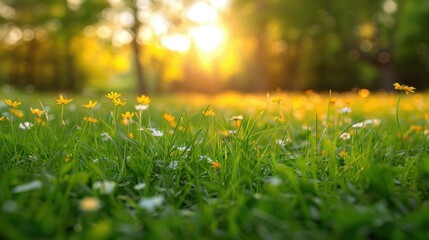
(339, 150, 348, 158)
(136, 95, 151, 105)
(128, 132, 134, 139)
(65, 153, 71, 162)
(30, 107, 44, 118)
(358, 89, 370, 98)
(105, 92, 121, 100)
(203, 109, 215, 117)
(393, 83, 415, 94)
(0, 116, 5, 122)
(274, 116, 286, 123)
(121, 111, 135, 120)
(84, 116, 98, 123)
(112, 98, 126, 106)
(163, 113, 175, 122)
(213, 160, 221, 169)
(81, 100, 98, 109)
(56, 95, 73, 105)
(79, 197, 101, 212)
(5, 99, 21, 108)
(10, 109, 24, 118)
(272, 96, 283, 104)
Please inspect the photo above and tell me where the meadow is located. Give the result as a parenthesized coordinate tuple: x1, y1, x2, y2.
(1, 85, 429, 239)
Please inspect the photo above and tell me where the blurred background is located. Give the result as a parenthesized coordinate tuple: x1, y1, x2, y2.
(0, 0, 428, 94)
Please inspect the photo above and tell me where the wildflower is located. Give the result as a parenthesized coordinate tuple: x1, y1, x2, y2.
(276, 139, 285, 146)
(0, 116, 5, 122)
(339, 132, 351, 140)
(168, 161, 179, 170)
(163, 113, 175, 122)
(28, 155, 38, 161)
(330, 98, 337, 106)
(135, 104, 149, 111)
(134, 182, 146, 190)
(93, 180, 116, 194)
(273, 116, 286, 123)
(213, 160, 221, 169)
(265, 176, 282, 186)
(18, 122, 33, 130)
(112, 98, 126, 106)
(100, 132, 111, 141)
(136, 95, 151, 105)
(65, 153, 72, 162)
(105, 92, 121, 100)
(338, 107, 352, 114)
(339, 150, 348, 158)
(230, 115, 243, 121)
(163, 113, 176, 127)
(352, 119, 381, 128)
(147, 128, 164, 137)
(203, 109, 215, 117)
(79, 197, 101, 212)
(83, 116, 98, 123)
(272, 96, 283, 104)
(11, 109, 24, 118)
(30, 107, 44, 118)
(358, 89, 370, 98)
(12, 180, 43, 193)
(121, 111, 135, 120)
(138, 195, 164, 212)
(55, 95, 73, 105)
(393, 82, 415, 94)
(4, 99, 21, 108)
(128, 132, 134, 139)
(81, 100, 98, 109)
(321, 149, 327, 156)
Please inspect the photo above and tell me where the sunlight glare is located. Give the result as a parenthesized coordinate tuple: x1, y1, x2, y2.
(186, 1, 218, 23)
(189, 25, 225, 53)
(161, 34, 191, 53)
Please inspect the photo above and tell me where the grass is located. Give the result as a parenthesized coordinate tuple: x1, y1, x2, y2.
(1, 88, 429, 239)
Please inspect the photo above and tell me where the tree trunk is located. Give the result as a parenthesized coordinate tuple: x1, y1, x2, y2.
(132, 37, 147, 94)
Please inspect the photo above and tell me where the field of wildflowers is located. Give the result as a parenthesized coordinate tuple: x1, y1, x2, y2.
(1, 84, 429, 239)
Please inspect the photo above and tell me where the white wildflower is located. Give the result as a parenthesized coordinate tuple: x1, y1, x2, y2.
(135, 104, 149, 111)
(18, 122, 33, 130)
(339, 132, 351, 140)
(138, 195, 164, 212)
(148, 128, 164, 137)
(276, 139, 285, 146)
(265, 176, 282, 187)
(134, 182, 146, 190)
(12, 180, 42, 193)
(100, 132, 111, 141)
(338, 107, 352, 114)
(93, 180, 116, 194)
(168, 161, 179, 170)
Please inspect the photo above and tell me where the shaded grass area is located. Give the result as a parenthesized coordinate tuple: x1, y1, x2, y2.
(1, 90, 429, 239)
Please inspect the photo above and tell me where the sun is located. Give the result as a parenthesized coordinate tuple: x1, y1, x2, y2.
(189, 25, 225, 53)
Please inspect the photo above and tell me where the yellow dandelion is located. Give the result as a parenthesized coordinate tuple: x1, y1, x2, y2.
(273, 116, 286, 123)
(105, 92, 121, 100)
(79, 197, 101, 212)
(56, 95, 73, 105)
(30, 107, 44, 118)
(393, 82, 416, 94)
(112, 98, 126, 106)
(128, 132, 134, 139)
(81, 100, 98, 109)
(121, 111, 135, 120)
(5, 99, 21, 108)
(203, 109, 215, 117)
(213, 160, 221, 169)
(136, 95, 151, 105)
